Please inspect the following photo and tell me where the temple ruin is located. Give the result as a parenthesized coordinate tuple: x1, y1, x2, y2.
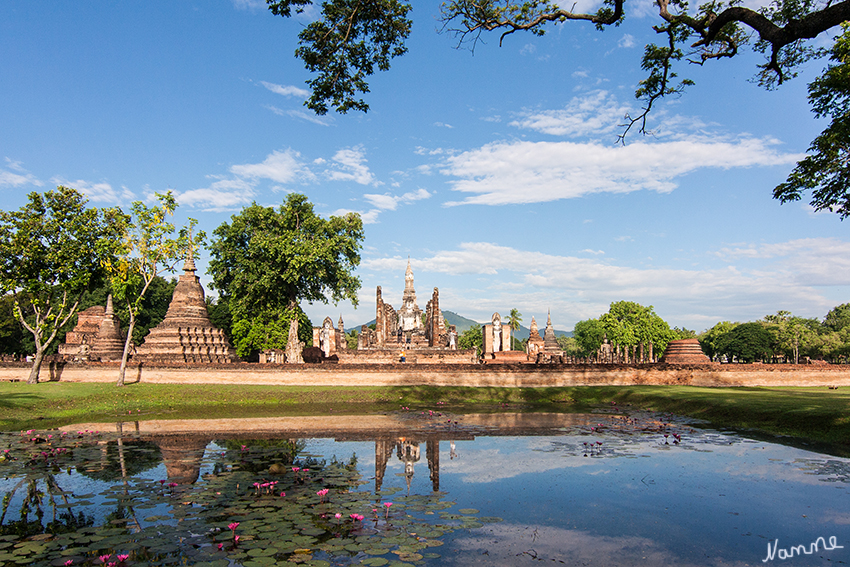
(134, 255, 236, 363)
(59, 294, 125, 362)
(338, 259, 473, 364)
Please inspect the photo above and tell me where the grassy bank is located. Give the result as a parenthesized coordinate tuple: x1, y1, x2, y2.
(1, 382, 847, 452)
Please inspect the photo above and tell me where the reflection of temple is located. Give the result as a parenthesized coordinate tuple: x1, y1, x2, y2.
(375, 437, 442, 493)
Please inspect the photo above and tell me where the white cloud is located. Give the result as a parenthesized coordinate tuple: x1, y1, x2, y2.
(265, 105, 332, 126)
(434, 122, 454, 129)
(177, 178, 256, 213)
(260, 81, 310, 99)
(520, 43, 537, 55)
(231, 0, 266, 9)
(509, 90, 630, 137)
(50, 177, 133, 203)
(230, 149, 315, 184)
(363, 188, 431, 211)
(326, 146, 376, 185)
(618, 33, 636, 48)
(1, 159, 43, 188)
(440, 137, 802, 206)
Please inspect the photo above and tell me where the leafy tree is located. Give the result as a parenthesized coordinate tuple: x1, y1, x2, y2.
(206, 296, 233, 340)
(0, 187, 126, 383)
(763, 311, 821, 363)
(600, 301, 676, 359)
(717, 322, 772, 363)
(573, 318, 606, 357)
(266, 2, 850, 214)
(345, 328, 359, 350)
(457, 324, 483, 356)
(208, 193, 363, 358)
(699, 321, 738, 361)
(231, 307, 313, 360)
(823, 302, 850, 332)
(672, 327, 697, 339)
(556, 335, 581, 358)
(105, 192, 203, 386)
(774, 24, 850, 218)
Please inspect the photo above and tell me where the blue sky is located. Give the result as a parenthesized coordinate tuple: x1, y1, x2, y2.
(1, 1, 847, 332)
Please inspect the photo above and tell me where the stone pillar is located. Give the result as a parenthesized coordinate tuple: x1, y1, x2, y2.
(376, 286, 385, 347)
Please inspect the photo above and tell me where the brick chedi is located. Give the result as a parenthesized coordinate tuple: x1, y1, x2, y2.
(135, 255, 236, 363)
(90, 294, 125, 362)
(659, 338, 711, 364)
(58, 305, 105, 359)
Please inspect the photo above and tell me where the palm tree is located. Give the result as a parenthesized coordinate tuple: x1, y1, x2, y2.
(508, 309, 522, 351)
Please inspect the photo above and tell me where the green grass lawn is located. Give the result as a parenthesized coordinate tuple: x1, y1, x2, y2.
(1, 382, 847, 453)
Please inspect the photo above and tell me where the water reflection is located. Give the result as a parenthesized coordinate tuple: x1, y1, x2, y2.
(0, 411, 848, 566)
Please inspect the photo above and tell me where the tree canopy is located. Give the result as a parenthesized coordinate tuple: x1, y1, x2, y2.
(208, 193, 363, 359)
(266, 0, 850, 216)
(573, 301, 675, 360)
(0, 187, 127, 383)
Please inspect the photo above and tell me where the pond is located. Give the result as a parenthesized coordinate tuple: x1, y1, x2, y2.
(0, 407, 847, 567)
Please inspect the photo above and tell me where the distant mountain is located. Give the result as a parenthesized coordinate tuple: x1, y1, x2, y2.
(346, 309, 572, 338)
(441, 310, 480, 334)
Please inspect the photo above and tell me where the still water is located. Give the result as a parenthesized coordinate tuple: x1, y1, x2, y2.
(0, 409, 847, 566)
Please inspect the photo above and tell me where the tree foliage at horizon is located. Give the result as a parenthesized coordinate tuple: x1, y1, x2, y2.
(266, 0, 850, 217)
(700, 304, 850, 363)
(573, 301, 677, 358)
(0, 187, 126, 384)
(208, 193, 364, 360)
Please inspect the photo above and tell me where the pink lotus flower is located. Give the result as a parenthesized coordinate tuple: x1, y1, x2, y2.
(234, 535, 240, 544)
(335, 513, 342, 519)
(280, 491, 285, 497)
(116, 555, 129, 563)
(384, 502, 393, 518)
(99, 555, 111, 563)
(217, 543, 223, 550)
(64, 561, 73, 566)
(317, 488, 329, 502)
(228, 522, 240, 531)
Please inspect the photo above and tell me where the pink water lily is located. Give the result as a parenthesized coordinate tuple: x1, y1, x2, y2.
(228, 522, 240, 531)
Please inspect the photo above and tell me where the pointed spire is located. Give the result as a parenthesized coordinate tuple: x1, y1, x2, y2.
(105, 294, 114, 316)
(183, 251, 196, 273)
(547, 309, 552, 327)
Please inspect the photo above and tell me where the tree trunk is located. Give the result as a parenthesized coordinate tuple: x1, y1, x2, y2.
(117, 309, 136, 387)
(27, 347, 46, 384)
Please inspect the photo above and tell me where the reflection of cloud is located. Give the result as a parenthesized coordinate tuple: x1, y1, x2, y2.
(442, 445, 596, 483)
(447, 523, 752, 567)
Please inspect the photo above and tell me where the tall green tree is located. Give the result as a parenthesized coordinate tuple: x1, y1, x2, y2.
(599, 301, 676, 359)
(208, 193, 363, 360)
(717, 322, 773, 363)
(823, 303, 850, 333)
(573, 318, 606, 357)
(106, 192, 203, 386)
(0, 187, 127, 383)
(699, 321, 738, 362)
(457, 324, 483, 357)
(763, 311, 821, 363)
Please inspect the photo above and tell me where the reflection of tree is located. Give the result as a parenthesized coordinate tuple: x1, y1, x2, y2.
(219, 439, 306, 474)
(0, 476, 94, 539)
(77, 439, 162, 482)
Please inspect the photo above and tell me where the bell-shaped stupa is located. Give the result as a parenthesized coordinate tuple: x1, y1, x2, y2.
(135, 254, 236, 363)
